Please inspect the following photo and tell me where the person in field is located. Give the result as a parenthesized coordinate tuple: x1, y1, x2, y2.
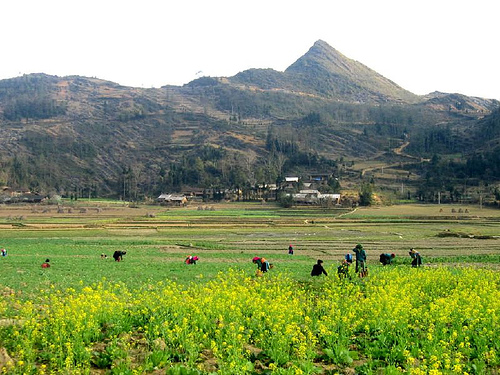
(253, 256, 271, 272)
(1, 248, 7, 257)
(41, 258, 50, 268)
(409, 248, 422, 267)
(185, 255, 199, 265)
(353, 244, 367, 277)
(311, 259, 328, 276)
(113, 250, 126, 262)
(337, 259, 350, 280)
(344, 253, 353, 264)
(288, 244, 294, 255)
(379, 253, 395, 265)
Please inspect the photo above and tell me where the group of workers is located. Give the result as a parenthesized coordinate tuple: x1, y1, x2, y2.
(251, 243, 423, 279)
(253, 243, 423, 279)
(6, 241, 423, 275)
(336, 244, 422, 279)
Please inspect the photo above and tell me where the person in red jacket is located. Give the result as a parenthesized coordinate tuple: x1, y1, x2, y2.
(185, 255, 199, 264)
(41, 259, 50, 268)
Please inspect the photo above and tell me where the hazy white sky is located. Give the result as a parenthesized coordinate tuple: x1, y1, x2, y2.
(1, 0, 499, 99)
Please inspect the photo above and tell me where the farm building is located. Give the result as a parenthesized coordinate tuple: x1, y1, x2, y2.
(283, 177, 300, 190)
(157, 194, 188, 206)
(180, 187, 205, 201)
(0, 187, 45, 203)
(288, 190, 341, 205)
(308, 173, 332, 184)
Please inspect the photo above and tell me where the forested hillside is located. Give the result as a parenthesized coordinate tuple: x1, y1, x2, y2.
(0, 41, 498, 202)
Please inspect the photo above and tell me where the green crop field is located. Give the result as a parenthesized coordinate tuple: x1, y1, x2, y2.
(0, 202, 499, 374)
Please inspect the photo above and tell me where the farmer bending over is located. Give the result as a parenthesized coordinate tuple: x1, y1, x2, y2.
(337, 260, 350, 280)
(379, 253, 395, 266)
(409, 248, 422, 267)
(253, 257, 271, 272)
(113, 250, 127, 262)
(311, 259, 328, 276)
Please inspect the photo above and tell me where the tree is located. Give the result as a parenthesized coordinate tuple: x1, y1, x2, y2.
(278, 193, 293, 208)
(359, 182, 373, 206)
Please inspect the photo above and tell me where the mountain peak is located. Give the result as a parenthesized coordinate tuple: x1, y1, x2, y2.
(311, 39, 341, 54)
(285, 40, 418, 103)
(285, 40, 350, 75)
(312, 39, 334, 49)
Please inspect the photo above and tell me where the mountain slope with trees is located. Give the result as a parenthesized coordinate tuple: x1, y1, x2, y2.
(0, 40, 498, 202)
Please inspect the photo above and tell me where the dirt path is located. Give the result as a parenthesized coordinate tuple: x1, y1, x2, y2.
(360, 138, 429, 176)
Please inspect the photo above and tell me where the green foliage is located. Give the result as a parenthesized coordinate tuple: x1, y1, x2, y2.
(91, 347, 114, 369)
(278, 193, 293, 208)
(359, 182, 374, 206)
(165, 365, 201, 375)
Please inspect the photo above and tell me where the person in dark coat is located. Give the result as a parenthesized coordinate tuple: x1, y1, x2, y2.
(311, 259, 328, 276)
(113, 250, 127, 262)
(353, 244, 367, 276)
(379, 253, 395, 265)
(409, 248, 422, 267)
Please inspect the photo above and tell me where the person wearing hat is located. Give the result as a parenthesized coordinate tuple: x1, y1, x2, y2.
(185, 255, 199, 265)
(253, 257, 270, 272)
(409, 248, 422, 267)
(353, 244, 367, 276)
(41, 259, 50, 268)
(379, 253, 395, 265)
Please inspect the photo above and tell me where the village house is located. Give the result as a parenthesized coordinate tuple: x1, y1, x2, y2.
(283, 177, 299, 191)
(0, 187, 45, 203)
(288, 190, 341, 205)
(319, 193, 341, 205)
(309, 173, 332, 185)
(180, 187, 205, 201)
(157, 193, 188, 206)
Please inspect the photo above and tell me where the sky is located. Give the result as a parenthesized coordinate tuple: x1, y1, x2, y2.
(1, 0, 499, 99)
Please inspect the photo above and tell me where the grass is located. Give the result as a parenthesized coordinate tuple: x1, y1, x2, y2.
(0, 202, 499, 374)
(0, 202, 499, 296)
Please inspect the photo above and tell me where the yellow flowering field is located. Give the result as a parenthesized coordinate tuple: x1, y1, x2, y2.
(1, 267, 499, 374)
